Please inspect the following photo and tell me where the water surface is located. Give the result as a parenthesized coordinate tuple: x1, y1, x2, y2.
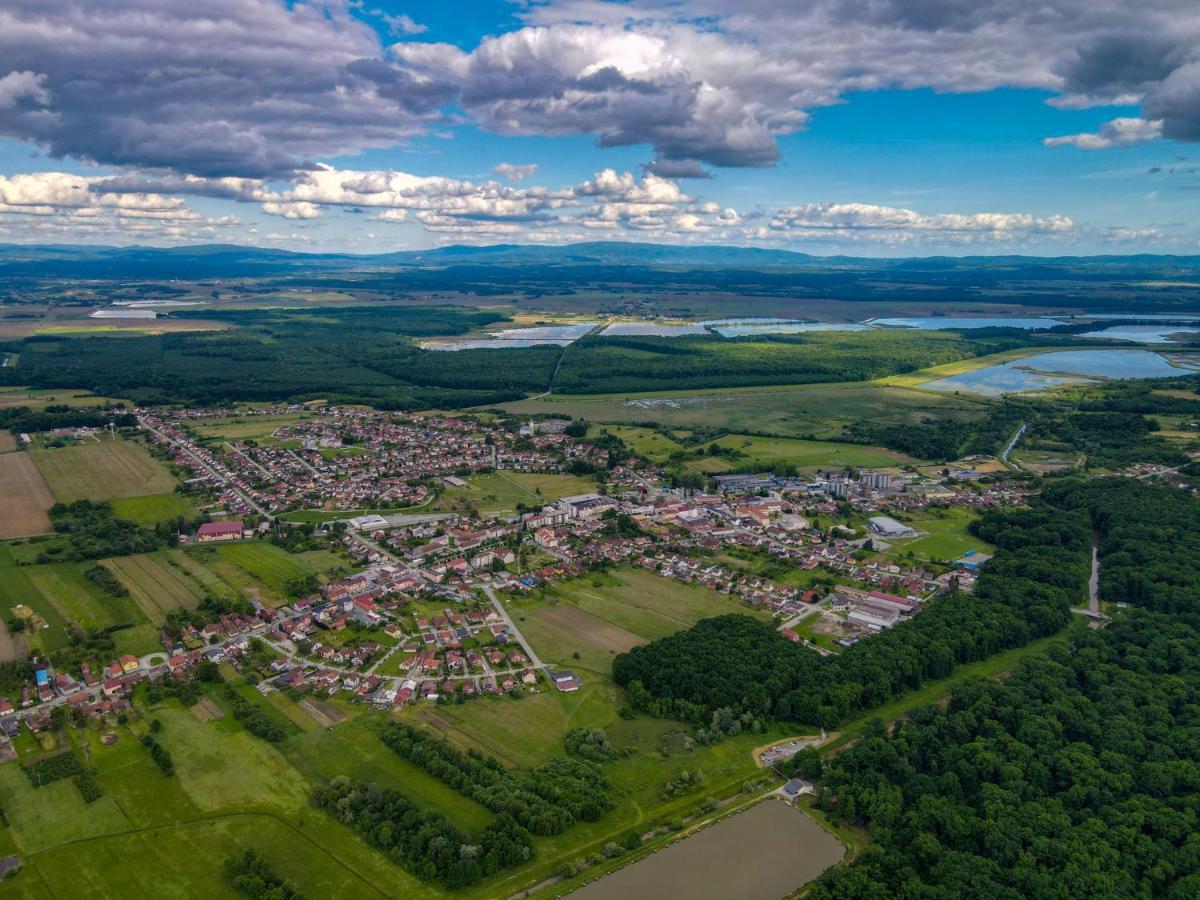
(924, 349, 1199, 396)
(870, 316, 1062, 330)
(601, 322, 709, 337)
(703, 317, 871, 337)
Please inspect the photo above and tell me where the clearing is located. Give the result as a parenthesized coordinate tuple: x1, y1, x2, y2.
(29, 438, 177, 503)
(432, 470, 598, 516)
(0, 453, 53, 538)
(109, 492, 197, 525)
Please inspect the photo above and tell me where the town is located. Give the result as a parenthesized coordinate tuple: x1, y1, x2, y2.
(1, 403, 1028, 745)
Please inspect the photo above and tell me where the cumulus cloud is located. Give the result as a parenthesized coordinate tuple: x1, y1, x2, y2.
(1045, 117, 1164, 149)
(759, 202, 1074, 245)
(0, 0, 444, 178)
(493, 163, 539, 182)
(377, 12, 427, 36)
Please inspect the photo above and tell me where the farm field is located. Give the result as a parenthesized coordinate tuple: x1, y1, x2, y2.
(514, 567, 771, 676)
(109, 491, 198, 525)
(0, 452, 53, 538)
(0, 387, 131, 410)
(0, 429, 15, 452)
(500, 380, 988, 441)
(187, 541, 346, 606)
(0, 545, 158, 655)
(432, 469, 598, 516)
(104, 552, 207, 622)
(190, 412, 313, 442)
(28, 438, 177, 503)
(587, 424, 686, 462)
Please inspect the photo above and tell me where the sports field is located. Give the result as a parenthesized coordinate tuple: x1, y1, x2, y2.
(432, 469, 598, 516)
(0, 452, 53, 538)
(29, 438, 177, 503)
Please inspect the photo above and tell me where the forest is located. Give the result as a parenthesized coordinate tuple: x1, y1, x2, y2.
(613, 502, 1091, 728)
(809, 480, 1200, 899)
(311, 777, 533, 888)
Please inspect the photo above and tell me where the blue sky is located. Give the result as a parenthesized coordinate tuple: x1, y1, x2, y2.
(0, 0, 1195, 255)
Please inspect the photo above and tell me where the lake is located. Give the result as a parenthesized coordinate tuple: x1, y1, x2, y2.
(924, 349, 1200, 396)
(570, 800, 844, 900)
(1081, 324, 1200, 344)
(869, 316, 1063, 330)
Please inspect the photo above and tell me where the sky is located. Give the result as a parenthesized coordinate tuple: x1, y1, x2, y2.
(0, 0, 1197, 256)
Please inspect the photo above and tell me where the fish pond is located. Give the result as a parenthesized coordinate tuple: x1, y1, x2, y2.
(924, 348, 1200, 396)
(570, 800, 845, 900)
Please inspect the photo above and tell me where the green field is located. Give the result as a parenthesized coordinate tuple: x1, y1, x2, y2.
(696, 434, 913, 472)
(110, 492, 198, 525)
(28, 438, 178, 503)
(432, 470, 599, 516)
(878, 506, 992, 562)
(104, 552, 208, 622)
(188, 542, 345, 605)
(514, 567, 771, 676)
(190, 413, 313, 442)
(588, 424, 687, 462)
(500, 380, 988, 441)
(0, 387, 131, 411)
(0, 544, 157, 655)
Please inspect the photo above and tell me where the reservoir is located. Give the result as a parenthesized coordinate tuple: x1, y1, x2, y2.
(703, 318, 871, 337)
(570, 800, 845, 900)
(923, 349, 1200, 396)
(869, 316, 1062, 330)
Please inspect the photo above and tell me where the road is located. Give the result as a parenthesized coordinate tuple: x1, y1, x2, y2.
(141, 419, 270, 516)
(1088, 544, 1100, 615)
(477, 583, 547, 670)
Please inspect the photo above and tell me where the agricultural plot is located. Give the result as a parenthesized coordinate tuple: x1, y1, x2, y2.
(501, 380, 987, 441)
(0, 429, 15, 452)
(103, 553, 207, 622)
(190, 412, 313, 442)
(588, 424, 686, 462)
(0, 452, 53, 538)
(0, 387, 129, 410)
(204, 542, 340, 601)
(109, 491, 197, 525)
(28, 438, 177, 503)
(517, 568, 770, 675)
(433, 469, 598, 516)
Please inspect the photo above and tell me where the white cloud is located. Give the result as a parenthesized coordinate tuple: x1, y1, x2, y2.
(1045, 117, 1164, 149)
(0, 70, 49, 109)
(494, 162, 539, 182)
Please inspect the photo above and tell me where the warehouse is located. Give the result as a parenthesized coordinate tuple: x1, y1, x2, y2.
(868, 515, 916, 538)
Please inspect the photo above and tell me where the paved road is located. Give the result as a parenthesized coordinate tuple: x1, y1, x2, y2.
(1088, 545, 1100, 615)
(478, 583, 546, 670)
(141, 420, 270, 516)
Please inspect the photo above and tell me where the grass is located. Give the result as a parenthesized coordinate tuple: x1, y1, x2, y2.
(588, 424, 686, 462)
(187, 541, 342, 606)
(432, 470, 599, 516)
(190, 413, 313, 442)
(109, 492, 197, 525)
(879, 506, 992, 562)
(0, 387, 131, 411)
(514, 567, 771, 676)
(699, 434, 913, 471)
(498, 380, 988, 441)
(28, 438, 177, 503)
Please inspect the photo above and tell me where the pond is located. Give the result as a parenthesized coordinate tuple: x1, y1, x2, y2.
(869, 316, 1063, 330)
(923, 349, 1200, 396)
(600, 321, 710, 337)
(1080, 324, 1200, 344)
(570, 800, 845, 900)
(702, 317, 872, 337)
(420, 321, 596, 350)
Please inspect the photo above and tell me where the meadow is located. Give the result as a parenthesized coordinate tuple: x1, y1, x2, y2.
(0, 452, 53, 538)
(186, 542, 347, 606)
(878, 506, 992, 562)
(28, 438, 178, 503)
(513, 567, 772, 676)
(109, 492, 198, 525)
(501, 380, 988, 442)
(695, 434, 913, 472)
(432, 470, 598, 516)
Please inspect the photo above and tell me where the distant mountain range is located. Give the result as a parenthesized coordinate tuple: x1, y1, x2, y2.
(1, 241, 1199, 280)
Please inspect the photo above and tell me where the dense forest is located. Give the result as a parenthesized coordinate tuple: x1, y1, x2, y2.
(613, 502, 1091, 728)
(809, 479, 1200, 898)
